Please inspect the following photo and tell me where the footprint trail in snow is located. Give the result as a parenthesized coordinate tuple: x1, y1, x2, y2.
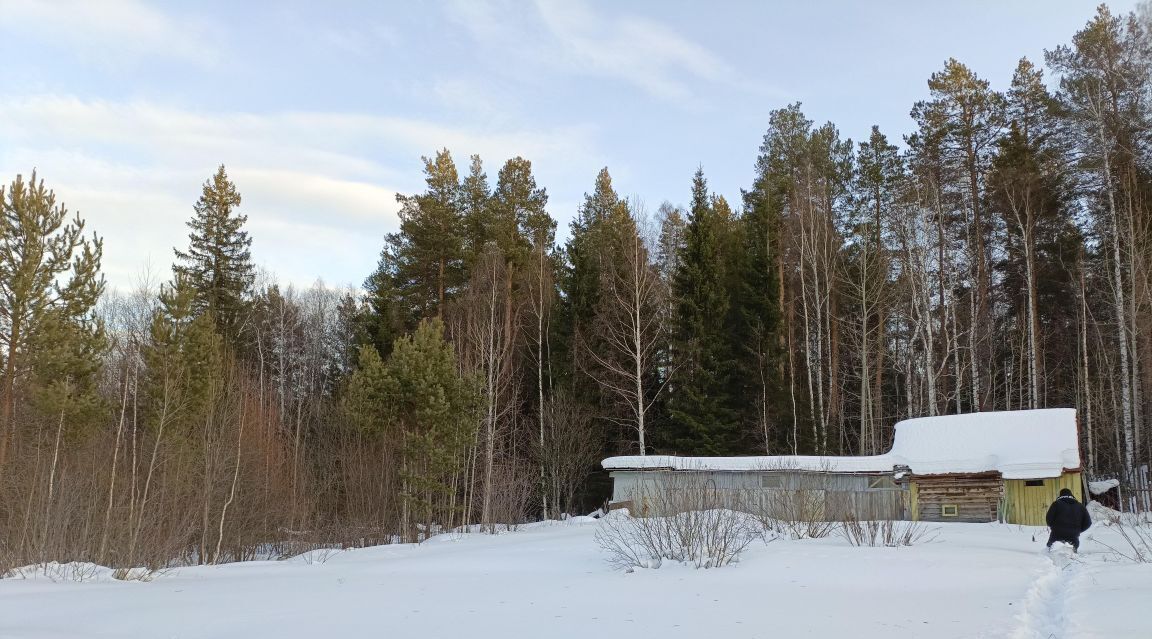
(1009, 545, 1085, 639)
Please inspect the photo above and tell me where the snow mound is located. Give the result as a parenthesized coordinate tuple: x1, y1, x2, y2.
(2, 561, 150, 582)
(1089, 478, 1120, 495)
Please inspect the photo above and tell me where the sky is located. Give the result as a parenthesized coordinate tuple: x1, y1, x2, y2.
(0, 0, 1143, 292)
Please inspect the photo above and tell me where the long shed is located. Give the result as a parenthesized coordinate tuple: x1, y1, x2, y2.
(603, 408, 1083, 526)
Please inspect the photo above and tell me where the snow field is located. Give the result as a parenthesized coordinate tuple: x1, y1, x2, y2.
(1, 517, 1150, 639)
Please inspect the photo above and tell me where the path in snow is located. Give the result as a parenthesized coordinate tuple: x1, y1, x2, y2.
(1009, 546, 1084, 639)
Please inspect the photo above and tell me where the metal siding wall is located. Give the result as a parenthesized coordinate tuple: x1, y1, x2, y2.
(607, 470, 906, 520)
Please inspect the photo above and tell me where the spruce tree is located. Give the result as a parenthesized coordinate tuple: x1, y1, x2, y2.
(666, 169, 740, 454)
(142, 274, 223, 437)
(361, 247, 405, 359)
(737, 108, 805, 453)
(174, 165, 254, 347)
(558, 169, 619, 397)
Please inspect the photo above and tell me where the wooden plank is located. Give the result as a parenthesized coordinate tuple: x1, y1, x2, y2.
(914, 474, 1001, 523)
(1003, 473, 1082, 525)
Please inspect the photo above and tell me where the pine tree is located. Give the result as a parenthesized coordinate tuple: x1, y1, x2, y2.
(372, 149, 464, 330)
(988, 58, 1077, 411)
(910, 60, 1005, 412)
(665, 169, 740, 454)
(174, 165, 254, 347)
(845, 126, 903, 452)
(489, 157, 549, 267)
(347, 319, 479, 537)
(1047, 6, 1152, 471)
(461, 154, 492, 270)
(0, 172, 106, 471)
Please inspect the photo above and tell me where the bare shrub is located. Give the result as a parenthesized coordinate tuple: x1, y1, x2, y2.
(594, 473, 759, 570)
(755, 485, 838, 539)
(745, 462, 839, 539)
(112, 567, 164, 581)
(533, 393, 603, 518)
(838, 515, 936, 547)
(1091, 510, 1152, 563)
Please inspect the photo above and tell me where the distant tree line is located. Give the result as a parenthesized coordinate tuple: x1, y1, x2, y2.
(0, 4, 1149, 570)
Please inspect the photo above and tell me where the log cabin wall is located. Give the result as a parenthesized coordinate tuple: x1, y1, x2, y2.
(912, 474, 1002, 523)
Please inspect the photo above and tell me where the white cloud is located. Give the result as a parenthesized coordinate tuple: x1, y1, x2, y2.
(532, 0, 742, 100)
(0, 96, 600, 290)
(316, 22, 403, 56)
(0, 0, 220, 67)
(448, 0, 747, 101)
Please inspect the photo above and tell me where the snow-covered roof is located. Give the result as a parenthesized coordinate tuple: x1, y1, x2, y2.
(603, 408, 1081, 479)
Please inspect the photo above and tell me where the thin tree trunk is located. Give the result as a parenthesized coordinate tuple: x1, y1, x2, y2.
(99, 362, 132, 563)
(214, 390, 247, 564)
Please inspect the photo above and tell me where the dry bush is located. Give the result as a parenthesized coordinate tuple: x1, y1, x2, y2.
(838, 515, 936, 547)
(743, 463, 839, 539)
(1092, 510, 1152, 563)
(594, 473, 760, 570)
(479, 462, 537, 533)
(534, 393, 602, 519)
(754, 486, 838, 539)
(0, 366, 302, 575)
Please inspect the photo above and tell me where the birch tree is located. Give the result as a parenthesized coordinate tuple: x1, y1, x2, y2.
(588, 200, 667, 454)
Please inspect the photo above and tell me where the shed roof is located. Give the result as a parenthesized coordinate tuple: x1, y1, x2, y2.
(602, 408, 1080, 479)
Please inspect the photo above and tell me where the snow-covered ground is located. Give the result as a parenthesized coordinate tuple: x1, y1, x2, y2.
(2, 517, 1150, 639)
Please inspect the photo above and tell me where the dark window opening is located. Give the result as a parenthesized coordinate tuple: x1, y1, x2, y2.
(1025, 480, 1045, 487)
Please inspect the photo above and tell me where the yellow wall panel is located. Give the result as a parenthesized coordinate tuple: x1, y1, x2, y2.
(1003, 473, 1082, 526)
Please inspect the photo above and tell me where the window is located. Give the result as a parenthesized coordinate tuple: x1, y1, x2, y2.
(1025, 480, 1045, 487)
(941, 504, 959, 517)
(760, 475, 782, 489)
(868, 476, 896, 490)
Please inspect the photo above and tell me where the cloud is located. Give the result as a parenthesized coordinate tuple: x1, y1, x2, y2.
(316, 22, 404, 56)
(447, 0, 747, 101)
(0, 0, 220, 68)
(0, 96, 600, 290)
(532, 0, 743, 100)
(0, 96, 596, 177)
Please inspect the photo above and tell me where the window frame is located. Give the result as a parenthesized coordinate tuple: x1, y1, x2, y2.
(760, 475, 783, 489)
(867, 476, 897, 490)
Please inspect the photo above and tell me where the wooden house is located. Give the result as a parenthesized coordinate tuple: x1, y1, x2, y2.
(603, 408, 1083, 526)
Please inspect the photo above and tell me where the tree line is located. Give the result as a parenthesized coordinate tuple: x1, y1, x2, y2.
(0, 4, 1149, 570)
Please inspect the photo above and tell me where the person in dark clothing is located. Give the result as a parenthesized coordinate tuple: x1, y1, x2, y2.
(1045, 488, 1092, 552)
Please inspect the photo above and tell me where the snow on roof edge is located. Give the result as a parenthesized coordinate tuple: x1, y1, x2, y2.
(603, 408, 1080, 478)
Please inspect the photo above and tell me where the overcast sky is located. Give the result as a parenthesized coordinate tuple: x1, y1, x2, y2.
(0, 0, 1141, 291)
